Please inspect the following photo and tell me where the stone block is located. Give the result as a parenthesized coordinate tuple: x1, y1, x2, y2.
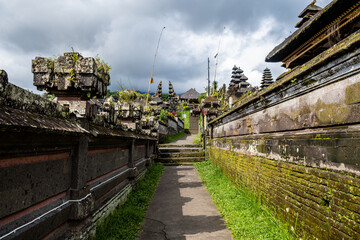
(69, 194, 95, 220)
(54, 73, 72, 90)
(78, 74, 97, 88)
(122, 121, 137, 130)
(32, 57, 52, 73)
(58, 100, 87, 118)
(54, 55, 74, 74)
(75, 57, 96, 74)
(33, 73, 52, 89)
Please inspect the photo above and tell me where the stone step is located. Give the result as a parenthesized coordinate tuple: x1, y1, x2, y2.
(159, 148, 202, 153)
(157, 157, 205, 163)
(159, 144, 201, 148)
(162, 162, 196, 166)
(159, 152, 205, 158)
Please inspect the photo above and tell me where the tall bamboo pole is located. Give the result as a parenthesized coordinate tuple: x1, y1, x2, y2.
(146, 27, 166, 106)
(213, 27, 225, 94)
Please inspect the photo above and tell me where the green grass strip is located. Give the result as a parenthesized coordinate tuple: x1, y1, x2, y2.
(162, 131, 187, 144)
(183, 110, 190, 129)
(195, 161, 295, 240)
(94, 163, 164, 240)
(193, 133, 201, 145)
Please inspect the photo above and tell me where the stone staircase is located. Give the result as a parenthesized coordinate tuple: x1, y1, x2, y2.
(157, 144, 205, 165)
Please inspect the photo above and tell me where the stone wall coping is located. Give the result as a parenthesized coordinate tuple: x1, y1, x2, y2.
(0, 73, 64, 118)
(89, 124, 157, 140)
(209, 30, 360, 126)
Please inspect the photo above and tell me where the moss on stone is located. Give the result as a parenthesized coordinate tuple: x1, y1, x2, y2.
(206, 146, 360, 239)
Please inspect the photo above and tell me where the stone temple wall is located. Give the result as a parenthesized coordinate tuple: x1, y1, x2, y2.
(207, 31, 360, 239)
(0, 56, 157, 239)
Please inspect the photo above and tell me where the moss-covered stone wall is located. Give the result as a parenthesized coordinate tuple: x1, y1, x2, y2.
(207, 29, 360, 240)
(207, 147, 360, 239)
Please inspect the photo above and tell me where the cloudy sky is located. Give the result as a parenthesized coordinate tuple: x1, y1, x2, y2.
(0, 0, 332, 95)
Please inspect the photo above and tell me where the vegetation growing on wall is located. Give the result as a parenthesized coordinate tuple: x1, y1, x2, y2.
(95, 163, 164, 240)
(206, 146, 360, 239)
(118, 89, 138, 102)
(158, 109, 168, 123)
(95, 55, 112, 75)
(195, 160, 294, 240)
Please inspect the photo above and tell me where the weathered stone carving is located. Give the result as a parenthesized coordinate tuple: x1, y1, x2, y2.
(32, 53, 110, 119)
(32, 52, 110, 99)
(101, 94, 144, 131)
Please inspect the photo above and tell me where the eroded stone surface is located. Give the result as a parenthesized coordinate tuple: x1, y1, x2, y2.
(32, 52, 110, 99)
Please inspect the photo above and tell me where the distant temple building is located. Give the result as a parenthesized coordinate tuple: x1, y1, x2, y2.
(180, 88, 201, 108)
(260, 68, 274, 89)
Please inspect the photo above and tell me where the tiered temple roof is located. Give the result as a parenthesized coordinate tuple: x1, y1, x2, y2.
(260, 68, 274, 89)
(228, 65, 252, 96)
(168, 81, 176, 100)
(155, 81, 162, 97)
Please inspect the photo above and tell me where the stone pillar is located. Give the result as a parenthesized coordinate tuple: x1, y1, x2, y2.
(68, 136, 94, 220)
(70, 136, 89, 196)
(128, 139, 138, 183)
(145, 140, 151, 166)
(145, 140, 149, 158)
(128, 139, 135, 168)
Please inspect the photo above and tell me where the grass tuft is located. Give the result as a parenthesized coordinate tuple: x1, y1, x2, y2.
(162, 131, 187, 144)
(195, 160, 295, 240)
(94, 163, 164, 240)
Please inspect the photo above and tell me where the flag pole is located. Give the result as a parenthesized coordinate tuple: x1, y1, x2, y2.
(146, 26, 166, 106)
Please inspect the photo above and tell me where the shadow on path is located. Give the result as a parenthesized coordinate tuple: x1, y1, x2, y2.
(138, 166, 232, 240)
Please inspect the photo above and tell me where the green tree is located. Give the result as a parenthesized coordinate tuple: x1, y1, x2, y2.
(198, 93, 207, 103)
(161, 94, 169, 102)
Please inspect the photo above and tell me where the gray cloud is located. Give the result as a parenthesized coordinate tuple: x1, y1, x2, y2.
(0, 0, 332, 94)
